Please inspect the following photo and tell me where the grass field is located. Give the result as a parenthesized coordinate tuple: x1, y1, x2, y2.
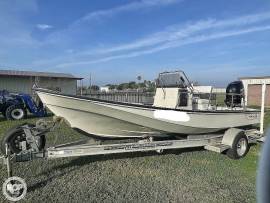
(0, 111, 269, 203)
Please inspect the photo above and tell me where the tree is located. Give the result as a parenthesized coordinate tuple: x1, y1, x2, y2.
(90, 85, 100, 91)
(117, 83, 129, 90)
(108, 85, 117, 90)
(128, 81, 136, 89)
(145, 81, 156, 92)
(105, 79, 156, 92)
(138, 82, 146, 88)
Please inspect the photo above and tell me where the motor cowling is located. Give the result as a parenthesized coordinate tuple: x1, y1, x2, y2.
(225, 81, 244, 107)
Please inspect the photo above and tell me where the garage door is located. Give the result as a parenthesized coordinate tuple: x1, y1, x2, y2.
(248, 84, 270, 106)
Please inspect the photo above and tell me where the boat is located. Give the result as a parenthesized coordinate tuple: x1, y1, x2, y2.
(35, 71, 261, 139)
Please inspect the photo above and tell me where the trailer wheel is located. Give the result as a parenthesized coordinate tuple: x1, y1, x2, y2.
(5, 105, 27, 120)
(0, 124, 46, 154)
(226, 132, 249, 159)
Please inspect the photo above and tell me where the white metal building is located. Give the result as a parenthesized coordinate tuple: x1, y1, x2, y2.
(100, 86, 110, 92)
(193, 86, 226, 94)
(193, 86, 213, 93)
(213, 87, 226, 94)
(239, 76, 270, 106)
(0, 69, 83, 95)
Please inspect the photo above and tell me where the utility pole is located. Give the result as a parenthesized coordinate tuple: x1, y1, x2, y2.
(137, 75, 142, 103)
(89, 73, 92, 94)
(80, 79, 83, 96)
(260, 82, 266, 134)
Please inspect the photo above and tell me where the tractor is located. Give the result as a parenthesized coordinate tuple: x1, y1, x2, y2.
(0, 90, 47, 120)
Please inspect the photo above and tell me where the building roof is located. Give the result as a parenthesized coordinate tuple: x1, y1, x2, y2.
(239, 76, 270, 80)
(0, 69, 83, 80)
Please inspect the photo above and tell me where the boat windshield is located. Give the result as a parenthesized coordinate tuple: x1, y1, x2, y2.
(156, 71, 193, 90)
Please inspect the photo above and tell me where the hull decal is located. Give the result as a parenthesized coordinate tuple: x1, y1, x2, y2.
(154, 110, 190, 122)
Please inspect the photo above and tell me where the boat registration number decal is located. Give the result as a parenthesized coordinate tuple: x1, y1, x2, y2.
(246, 113, 259, 120)
(153, 110, 190, 122)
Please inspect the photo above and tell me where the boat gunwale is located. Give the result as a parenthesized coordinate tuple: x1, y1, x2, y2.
(35, 88, 261, 115)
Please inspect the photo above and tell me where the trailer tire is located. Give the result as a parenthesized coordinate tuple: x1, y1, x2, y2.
(0, 124, 46, 154)
(226, 132, 249, 159)
(5, 105, 27, 120)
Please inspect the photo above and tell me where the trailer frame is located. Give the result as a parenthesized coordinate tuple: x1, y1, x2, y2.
(0, 122, 264, 175)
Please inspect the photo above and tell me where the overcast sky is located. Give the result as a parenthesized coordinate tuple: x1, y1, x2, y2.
(0, 0, 270, 86)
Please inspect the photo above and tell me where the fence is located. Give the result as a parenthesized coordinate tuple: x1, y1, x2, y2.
(85, 90, 231, 108)
(86, 92, 155, 105)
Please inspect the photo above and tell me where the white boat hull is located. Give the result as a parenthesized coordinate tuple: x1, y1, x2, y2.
(36, 90, 261, 138)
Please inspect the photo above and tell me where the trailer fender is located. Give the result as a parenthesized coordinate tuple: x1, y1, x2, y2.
(222, 128, 246, 147)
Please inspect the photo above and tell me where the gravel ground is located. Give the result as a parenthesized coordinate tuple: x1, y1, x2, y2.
(0, 112, 268, 203)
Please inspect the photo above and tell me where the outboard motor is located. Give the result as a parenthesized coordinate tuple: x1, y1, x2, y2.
(225, 81, 244, 107)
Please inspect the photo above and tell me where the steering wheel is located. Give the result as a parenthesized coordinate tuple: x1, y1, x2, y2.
(257, 129, 270, 203)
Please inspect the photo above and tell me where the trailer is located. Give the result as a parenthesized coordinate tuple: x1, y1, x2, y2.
(0, 117, 264, 201)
